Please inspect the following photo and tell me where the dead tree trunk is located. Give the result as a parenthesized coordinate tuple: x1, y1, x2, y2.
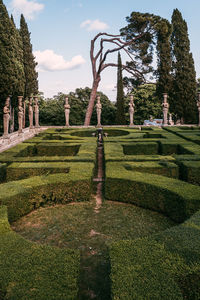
(84, 32, 145, 126)
(84, 77, 100, 126)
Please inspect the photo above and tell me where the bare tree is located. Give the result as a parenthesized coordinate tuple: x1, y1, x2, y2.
(84, 32, 146, 126)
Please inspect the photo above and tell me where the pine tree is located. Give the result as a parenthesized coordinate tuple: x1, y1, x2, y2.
(116, 52, 125, 124)
(156, 20, 172, 99)
(171, 9, 196, 123)
(20, 14, 38, 98)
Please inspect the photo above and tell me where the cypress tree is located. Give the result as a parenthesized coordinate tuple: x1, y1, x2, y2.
(171, 9, 196, 123)
(0, 0, 25, 132)
(156, 20, 172, 99)
(20, 14, 38, 98)
(116, 52, 125, 124)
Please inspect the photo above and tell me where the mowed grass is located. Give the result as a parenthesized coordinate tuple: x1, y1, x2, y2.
(12, 200, 176, 300)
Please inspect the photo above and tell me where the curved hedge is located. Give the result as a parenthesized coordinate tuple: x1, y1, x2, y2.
(0, 206, 80, 300)
(0, 162, 94, 299)
(105, 162, 200, 299)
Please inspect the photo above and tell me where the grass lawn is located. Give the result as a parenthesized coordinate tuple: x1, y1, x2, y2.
(12, 200, 175, 300)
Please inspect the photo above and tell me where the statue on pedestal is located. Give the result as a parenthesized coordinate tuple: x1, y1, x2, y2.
(18, 96, 24, 133)
(3, 97, 10, 138)
(129, 95, 135, 126)
(96, 96, 102, 127)
(169, 113, 174, 126)
(64, 97, 70, 127)
(34, 96, 40, 128)
(28, 97, 34, 129)
(162, 93, 169, 126)
(197, 93, 200, 126)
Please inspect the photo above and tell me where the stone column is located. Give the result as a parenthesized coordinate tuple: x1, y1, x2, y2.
(169, 113, 174, 126)
(28, 97, 34, 129)
(129, 95, 135, 126)
(34, 96, 40, 128)
(197, 93, 200, 126)
(96, 96, 102, 127)
(64, 97, 70, 127)
(18, 96, 24, 134)
(3, 97, 10, 138)
(162, 93, 169, 126)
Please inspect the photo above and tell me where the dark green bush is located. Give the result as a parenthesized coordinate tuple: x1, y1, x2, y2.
(179, 161, 200, 185)
(123, 142, 158, 155)
(0, 206, 80, 300)
(0, 163, 6, 182)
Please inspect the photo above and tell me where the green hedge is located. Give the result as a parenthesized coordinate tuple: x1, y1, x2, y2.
(0, 163, 6, 182)
(123, 142, 158, 155)
(105, 162, 200, 223)
(0, 162, 94, 222)
(123, 161, 179, 178)
(6, 162, 72, 181)
(178, 161, 200, 185)
(0, 206, 80, 300)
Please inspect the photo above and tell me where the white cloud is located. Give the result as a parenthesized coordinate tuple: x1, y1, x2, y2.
(80, 19, 109, 31)
(34, 50, 86, 72)
(11, 0, 44, 20)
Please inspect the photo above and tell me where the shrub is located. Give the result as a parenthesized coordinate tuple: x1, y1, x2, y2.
(123, 142, 158, 155)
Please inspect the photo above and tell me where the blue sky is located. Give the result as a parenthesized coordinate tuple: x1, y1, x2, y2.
(3, 0, 200, 100)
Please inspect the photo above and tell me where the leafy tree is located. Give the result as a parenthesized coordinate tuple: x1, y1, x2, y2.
(39, 88, 116, 126)
(197, 78, 200, 93)
(170, 9, 196, 123)
(0, 0, 25, 133)
(20, 14, 38, 98)
(124, 84, 162, 125)
(116, 52, 125, 124)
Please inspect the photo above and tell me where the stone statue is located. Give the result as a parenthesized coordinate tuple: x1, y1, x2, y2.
(169, 113, 174, 126)
(18, 96, 24, 133)
(34, 96, 40, 128)
(3, 97, 10, 138)
(64, 97, 70, 127)
(197, 93, 200, 126)
(129, 95, 135, 126)
(28, 97, 34, 129)
(162, 93, 169, 126)
(96, 96, 102, 127)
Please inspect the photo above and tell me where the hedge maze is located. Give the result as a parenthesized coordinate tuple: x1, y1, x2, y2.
(0, 128, 96, 300)
(0, 126, 200, 299)
(104, 126, 200, 299)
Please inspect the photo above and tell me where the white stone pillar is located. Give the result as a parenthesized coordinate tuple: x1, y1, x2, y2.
(28, 97, 34, 129)
(18, 96, 24, 133)
(129, 95, 135, 126)
(34, 96, 40, 128)
(3, 97, 10, 138)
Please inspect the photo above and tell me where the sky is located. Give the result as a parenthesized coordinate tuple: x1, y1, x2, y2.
(3, 0, 200, 101)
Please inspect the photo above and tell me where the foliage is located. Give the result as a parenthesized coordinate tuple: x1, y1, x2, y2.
(116, 52, 125, 124)
(20, 14, 38, 98)
(39, 88, 116, 126)
(125, 84, 162, 124)
(170, 9, 197, 124)
(0, 0, 25, 131)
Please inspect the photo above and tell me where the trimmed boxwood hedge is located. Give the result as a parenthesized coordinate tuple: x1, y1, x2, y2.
(0, 206, 80, 300)
(105, 162, 200, 223)
(6, 162, 71, 181)
(0, 162, 94, 222)
(0, 163, 6, 182)
(123, 142, 158, 155)
(178, 161, 200, 186)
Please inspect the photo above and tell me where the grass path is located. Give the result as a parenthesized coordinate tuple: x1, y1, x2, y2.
(12, 200, 175, 299)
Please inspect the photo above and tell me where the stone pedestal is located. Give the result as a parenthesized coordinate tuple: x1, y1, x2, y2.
(18, 96, 24, 134)
(162, 93, 169, 126)
(64, 97, 70, 127)
(96, 96, 102, 127)
(34, 96, 40, 128)
(129, 95, 135, 126)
